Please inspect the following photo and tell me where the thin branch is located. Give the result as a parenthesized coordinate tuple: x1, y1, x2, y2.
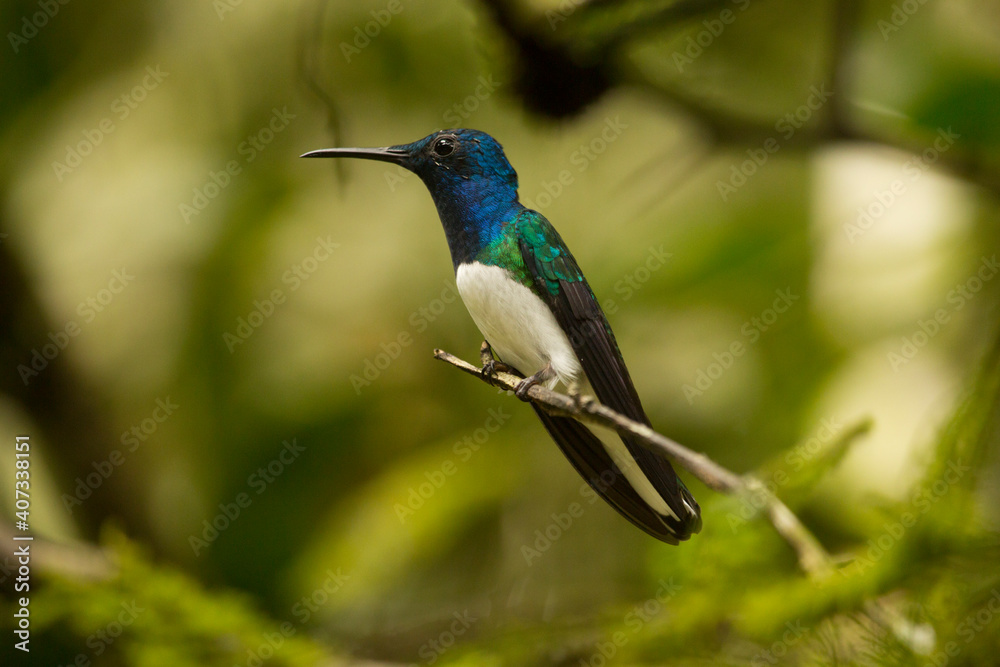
(433, 347, 870, 580)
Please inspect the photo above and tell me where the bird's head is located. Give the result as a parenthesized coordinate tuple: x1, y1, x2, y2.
(303, 129, 524, 265)
(302, 128, 518, 195)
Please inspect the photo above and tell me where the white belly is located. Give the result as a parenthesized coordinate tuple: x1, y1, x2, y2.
(455, 262, 581, 388)
(455, 261, 675, 519)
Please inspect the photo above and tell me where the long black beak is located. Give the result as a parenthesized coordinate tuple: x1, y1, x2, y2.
(300, 146, 409, 165)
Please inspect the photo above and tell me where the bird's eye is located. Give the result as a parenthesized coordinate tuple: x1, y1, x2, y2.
(432, 136, 457, 157)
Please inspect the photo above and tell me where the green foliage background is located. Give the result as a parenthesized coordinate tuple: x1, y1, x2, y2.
(1, 0, 998, 665)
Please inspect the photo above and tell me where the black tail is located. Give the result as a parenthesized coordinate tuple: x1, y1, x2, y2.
(531, 405, 701, 544)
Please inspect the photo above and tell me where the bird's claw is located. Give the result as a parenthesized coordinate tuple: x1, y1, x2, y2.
(514, 378, 535, 401)
(514, 363, 554, 401)
(482, 358, 513, 378)
(479, 341, 511, 378)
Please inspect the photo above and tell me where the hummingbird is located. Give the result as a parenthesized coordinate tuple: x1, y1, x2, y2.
(303, 129, 701, 544)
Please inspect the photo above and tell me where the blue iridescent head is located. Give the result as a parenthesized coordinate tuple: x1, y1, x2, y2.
(303, 129, 525, 266)
(393, 129, 518, 191)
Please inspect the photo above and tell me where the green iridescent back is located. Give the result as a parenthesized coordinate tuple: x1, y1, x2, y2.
(513, 210, 585, 296)
(473, 209, 587, 298)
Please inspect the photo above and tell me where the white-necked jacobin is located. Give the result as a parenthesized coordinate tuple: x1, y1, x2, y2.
(303, 129, 701, 544)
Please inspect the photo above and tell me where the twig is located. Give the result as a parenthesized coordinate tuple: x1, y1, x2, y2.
(433, 347, 854, 579)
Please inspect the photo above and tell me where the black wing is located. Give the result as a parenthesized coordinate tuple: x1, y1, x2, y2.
(516, 209, 701, 541)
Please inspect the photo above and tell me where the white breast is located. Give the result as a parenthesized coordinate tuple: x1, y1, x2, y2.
(456, 262, 581, 388)
(456, 263, 675, 519)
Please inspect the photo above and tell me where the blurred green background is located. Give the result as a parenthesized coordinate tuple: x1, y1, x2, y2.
(1, 0, 999, 665)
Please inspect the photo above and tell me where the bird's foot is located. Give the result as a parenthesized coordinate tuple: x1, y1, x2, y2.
(479, 341, 512, 378)
(482, 358, 514, 378)
(566, 382, 585, 411)
(515, 363, 554, 401)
